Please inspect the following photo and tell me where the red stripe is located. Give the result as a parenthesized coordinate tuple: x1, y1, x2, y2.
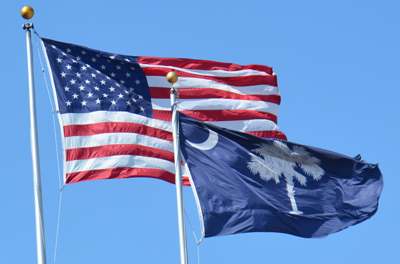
(138, 57, 273, 74)
(66, 167, 191, 186)
(153, 109, 278, 124)
(142, 67, 277, 87)
(63, 122, 172, 141)
(247, 131, 287, 140)
(152, 110, 173, 121)
(66, 144, 174, 162)
(149, 87, 281, 104)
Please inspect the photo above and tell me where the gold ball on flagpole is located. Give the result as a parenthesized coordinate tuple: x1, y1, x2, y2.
(21, 6, 34, 20)
(166, 71, 179, 84)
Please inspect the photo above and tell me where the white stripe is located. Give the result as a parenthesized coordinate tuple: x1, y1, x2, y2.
(64, 133, 174, 152)
(207, 119, 281, 133)
(152, 98, 280, 116)
(146, 76, 279, 96)
(65, 155, 175, 174)
(139, 63, 270, 77)
(60, 111, 172, 132)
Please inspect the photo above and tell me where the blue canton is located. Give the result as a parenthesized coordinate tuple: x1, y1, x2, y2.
(42, 38, 152, 117)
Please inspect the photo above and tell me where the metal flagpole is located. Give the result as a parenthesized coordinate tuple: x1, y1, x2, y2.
(21, 6, 47, 264)
(167, 71, 189, 264)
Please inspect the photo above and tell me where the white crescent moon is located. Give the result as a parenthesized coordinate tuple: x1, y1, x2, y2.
(187, 129, 218, 150)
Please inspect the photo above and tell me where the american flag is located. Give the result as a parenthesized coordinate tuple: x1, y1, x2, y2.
(41, 38, 286, 185)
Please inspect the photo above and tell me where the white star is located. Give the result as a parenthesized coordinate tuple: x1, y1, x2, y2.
(79, 86, 85, 91)
(72, 59, 77, 63)
(101, 65, 106, 70)
(100, 80, 106, 85)
(95, 98, 101, 104)
(120, 62, 125, 65)
(120, 80, 125, 84)
(107, 59, 111, 63)
(118, 93, 124, 98)
(91, 73, 96, 78)
(57, 58, 62, 63)
(91, 58, 97, 62)
(66, 64, 72, 70)
(126, 101, 131, 106)
(96, 54, 100, 58)
(130, 87, 134, 91)
(140, 106, 145, 112)
(109, 87, 115, 92)
(132, 98, 137, 103)
(110, 56, 115, 60)
(67, 48, 71, 53)
(124, 90, 129, 94)
(116, 65, 121, 70)
(96, 70, 101, 73)
(60, 72, 66, 77)
(62, 52, 67, 56)
(81, 51, 86, 55)
(110, 72, 116, 78)
(138, 95, 143, 100)
(111, 100, 117, 105)
(76, 56, 81, 61)
(125, 72, 131, 77)
(81, 65, 87, 71)
(88, 92, 93, 98)
(72, 94, 79, 99)
(86, 64, 91, 68)
(70, 79, 76, 84)
(81, 100, 87, 106)
(106, 76, 110, 80)
(51, 45, 56, 49)
(85, 79, 91, 84)
(115, 83, 120, 87)
(125, 58, 130, 62)
(66, 101, 71, 106)
(135, 79, 140, 85)
(131, 67, 135, 70)
(76, 72, 81, 77)
(103, 93, 108, 98)
(64, 86, 70, 92)
(94, 86, 100, 91)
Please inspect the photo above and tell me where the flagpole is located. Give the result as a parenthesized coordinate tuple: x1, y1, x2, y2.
(21, 6, 47, 264)
(167, 71, 189, 264)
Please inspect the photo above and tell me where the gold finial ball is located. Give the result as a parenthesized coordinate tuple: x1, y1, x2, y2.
(21, 6, 34, 20)
(166, 71, 179, 84)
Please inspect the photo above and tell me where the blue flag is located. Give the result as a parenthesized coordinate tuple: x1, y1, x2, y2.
(179, 114, 383, 238)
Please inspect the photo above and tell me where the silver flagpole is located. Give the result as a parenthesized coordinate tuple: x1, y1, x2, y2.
(167, 71, 189, 264)
(21, 6, 47, 264)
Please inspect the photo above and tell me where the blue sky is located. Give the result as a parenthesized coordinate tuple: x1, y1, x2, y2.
(2, 1, 399, 263)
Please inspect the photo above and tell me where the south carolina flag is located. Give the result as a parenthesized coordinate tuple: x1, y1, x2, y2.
(179, 114, 383, 238)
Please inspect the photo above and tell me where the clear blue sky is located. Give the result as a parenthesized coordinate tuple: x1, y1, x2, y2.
(2, 1, 399, 263)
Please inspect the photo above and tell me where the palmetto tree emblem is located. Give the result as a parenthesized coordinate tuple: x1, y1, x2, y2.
(247, 140, 325, 215)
